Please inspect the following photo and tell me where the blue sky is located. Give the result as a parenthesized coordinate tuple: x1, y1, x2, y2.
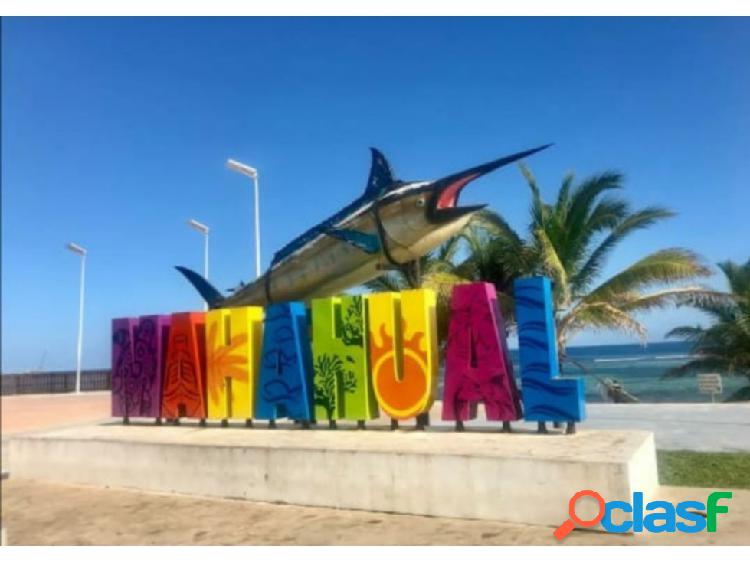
(2, 17, 749, 372)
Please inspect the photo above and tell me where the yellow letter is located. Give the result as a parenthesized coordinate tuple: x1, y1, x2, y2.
(367, 289, 438, 420)
(205, 306, 264, 420)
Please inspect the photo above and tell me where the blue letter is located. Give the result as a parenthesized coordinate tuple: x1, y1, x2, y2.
(513, 277, 585, 423)
(644, 500, 676, 533)
(601, 501, 633, 533)
(255, 302, 315, 422)
(632, 492, 644, 532)
(676, 501, 707, 533)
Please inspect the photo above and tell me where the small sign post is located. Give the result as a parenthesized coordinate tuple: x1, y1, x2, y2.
(697, 373, 723, 403)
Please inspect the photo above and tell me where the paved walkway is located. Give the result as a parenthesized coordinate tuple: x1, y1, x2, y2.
(2, 392, 748, 452)
(575, 403, 750, 453)
(427, 402, 750, 453)
(1, 391, 110, 435)
(1, 392, 111, 472)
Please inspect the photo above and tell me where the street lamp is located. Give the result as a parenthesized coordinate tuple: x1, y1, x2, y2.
(226, 158, 261, 278)
(187, 219, 210, 310)
(66, 242, 87, 394)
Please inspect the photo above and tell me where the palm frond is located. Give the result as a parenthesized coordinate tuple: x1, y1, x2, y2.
(665, 325, 705, 341)
(565, 171, 624, 238)
(665, 259, 750, 379)
(554, 172, 575, 220)
(558, 301, 647, 349)
(470, 209, 524, 248)
(718, 258, 750, 296)
(584, 248, 711, 303)
(520, 163, 547, 229)
(573, 207, 675, 292)
(617, 287, 727, 313)
(584, 197, 631, 233)
(435, 236, 462, 263)
(534, 227, 571, 307)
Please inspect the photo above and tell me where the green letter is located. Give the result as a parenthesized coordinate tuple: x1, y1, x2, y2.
(707, 491, 732, 532)
(311, 295, 378, 423)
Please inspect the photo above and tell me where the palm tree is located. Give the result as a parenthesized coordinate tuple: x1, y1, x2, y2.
(458, 165, 715, 363)
(665, 259, 750, 401)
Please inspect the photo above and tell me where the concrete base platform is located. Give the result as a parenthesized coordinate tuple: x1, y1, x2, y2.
(7, 423, 658, 528)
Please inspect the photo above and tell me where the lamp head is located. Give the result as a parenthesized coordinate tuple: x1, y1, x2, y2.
(227, 158, 257, 178)
(187, 219, 209, 234)
(66, 242, 87, 256)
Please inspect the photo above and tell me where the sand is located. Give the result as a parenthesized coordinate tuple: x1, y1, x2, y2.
(1, 478, 748, 546)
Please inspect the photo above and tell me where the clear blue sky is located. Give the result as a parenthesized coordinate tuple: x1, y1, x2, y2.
(2, 17, 748, 372)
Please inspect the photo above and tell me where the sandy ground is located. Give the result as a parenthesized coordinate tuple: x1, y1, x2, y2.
(1, 478, 748, 546)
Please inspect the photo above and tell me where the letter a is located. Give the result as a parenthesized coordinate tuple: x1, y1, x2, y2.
(255, 302, 315, 422)
(442, 283, 522, 422)
(162, 312, 207, 419)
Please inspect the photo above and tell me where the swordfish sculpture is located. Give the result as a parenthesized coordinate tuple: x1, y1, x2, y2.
(177, 144, 551, 309)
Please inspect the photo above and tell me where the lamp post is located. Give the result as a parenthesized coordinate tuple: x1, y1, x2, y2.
(187, 219, 210, 310)
(226, 158, 261, 278)
(66, 242, 87, 394)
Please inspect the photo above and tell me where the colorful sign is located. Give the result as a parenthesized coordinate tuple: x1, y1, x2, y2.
(111, 276, 586, 429)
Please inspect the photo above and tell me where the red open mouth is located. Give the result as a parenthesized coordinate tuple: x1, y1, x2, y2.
(435, 173, 481, 210)
(427, 143, 552, 224)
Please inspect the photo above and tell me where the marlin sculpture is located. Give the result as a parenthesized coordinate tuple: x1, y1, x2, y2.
(177, 144, 551, 309)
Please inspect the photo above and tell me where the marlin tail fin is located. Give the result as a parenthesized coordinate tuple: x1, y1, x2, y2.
(175, 266, 224, 309)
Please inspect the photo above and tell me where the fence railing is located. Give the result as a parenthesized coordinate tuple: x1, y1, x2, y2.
(1, 369, 111, 396)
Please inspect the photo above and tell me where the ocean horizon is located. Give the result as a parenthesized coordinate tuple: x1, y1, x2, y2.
(506, 340, 745, 403)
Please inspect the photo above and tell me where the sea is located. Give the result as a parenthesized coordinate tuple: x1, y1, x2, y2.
(504, 341, 746, 403)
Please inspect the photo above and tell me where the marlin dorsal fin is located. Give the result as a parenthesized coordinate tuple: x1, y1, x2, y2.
(364, 148, 397, 196)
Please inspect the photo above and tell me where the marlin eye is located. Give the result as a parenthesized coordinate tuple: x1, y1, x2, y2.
(415, 198, 426, 208)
